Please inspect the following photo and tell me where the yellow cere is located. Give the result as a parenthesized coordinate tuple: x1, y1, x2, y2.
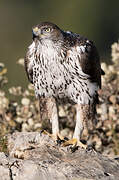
(33, 27, 39, 32)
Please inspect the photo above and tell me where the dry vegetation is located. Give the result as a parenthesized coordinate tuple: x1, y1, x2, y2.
(0, 42, 119, 156)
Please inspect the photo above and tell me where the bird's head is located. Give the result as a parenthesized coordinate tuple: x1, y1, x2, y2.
(32, 22, 63, 42)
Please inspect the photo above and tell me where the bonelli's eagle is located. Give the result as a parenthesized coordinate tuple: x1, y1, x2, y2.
(25, 22, 103, 148)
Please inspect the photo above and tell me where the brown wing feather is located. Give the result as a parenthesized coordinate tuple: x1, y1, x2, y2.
(24, 48, 33, 84)
(78, 40, 101, 88)
(63, 32, 101, 88)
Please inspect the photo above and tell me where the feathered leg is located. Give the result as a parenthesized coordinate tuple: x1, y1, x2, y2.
(62, 104, 92, 148)
(74, 104, 91, 146)
(39, 97, 60, 140)
(47, 97, 59, 136)
(73, 104, 84, 140)
(63, 104, 87, 148)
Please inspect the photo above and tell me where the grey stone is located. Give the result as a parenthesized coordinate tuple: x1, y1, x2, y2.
(0, 132, 119, 180)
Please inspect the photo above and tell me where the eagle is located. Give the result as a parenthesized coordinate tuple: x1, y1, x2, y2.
(25, 22, 102, 148)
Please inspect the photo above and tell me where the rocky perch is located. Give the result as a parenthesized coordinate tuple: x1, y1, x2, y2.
(0, 132, 119, 180)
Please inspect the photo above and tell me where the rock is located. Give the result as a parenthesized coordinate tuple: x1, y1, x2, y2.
(28, 118, 34, 127)
(0, 166, 10, 180)
(115, 124, 119, 133)
(17, 58, 24, 66)
(21, 98, 30, 106)
(0, 96, 9, 109)
(22, 123, 29, 132)
(15, 117, 23, 123)
(0, 153, 10, 180)
(109, 106, 115, 119)
(0, 132, 118, 180)
(109, 95, 117, 104)
(34, 123, 42, 130)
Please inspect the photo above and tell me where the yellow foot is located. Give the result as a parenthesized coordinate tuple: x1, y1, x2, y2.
(41, 130, 67, 143)
(62, 138, 87, 149)
(41, 130, 56, 140)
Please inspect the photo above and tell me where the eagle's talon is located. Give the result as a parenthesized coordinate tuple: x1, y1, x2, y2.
(56, 138, 65, 145)
(69, 145, 79, 153)
(40, 129, 46, 136)
(56, 134, 69, 145)
(40, 130, 57, 141)
(61, 138, 87, 149)
(56, 136, 69, 145)
(40, 130, 51, 136)
(40, 130, 68, 145)
(40, 129, 46, 135)
(86, 144, 93, 151)
(64, 137, 69, 141)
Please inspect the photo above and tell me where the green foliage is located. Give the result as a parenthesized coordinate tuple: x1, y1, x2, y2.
(0, 136, 8, 154)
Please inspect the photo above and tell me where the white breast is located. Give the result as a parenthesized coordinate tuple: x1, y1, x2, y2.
(30, 40, 98, 105)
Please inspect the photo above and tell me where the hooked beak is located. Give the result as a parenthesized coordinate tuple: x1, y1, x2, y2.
(32, 27, 41, 40)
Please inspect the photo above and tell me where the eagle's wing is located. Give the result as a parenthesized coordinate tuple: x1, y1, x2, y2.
(76, 39, 101, 88)
(25, 42, 36, 84)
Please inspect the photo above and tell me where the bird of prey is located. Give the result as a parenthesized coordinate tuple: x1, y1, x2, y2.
(25, 22, 102, 148)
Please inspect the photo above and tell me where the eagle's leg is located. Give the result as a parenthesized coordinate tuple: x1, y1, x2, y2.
(48, 97, 59, 138)
(62, 104, 89, 149)
(39, 97, 61, 141)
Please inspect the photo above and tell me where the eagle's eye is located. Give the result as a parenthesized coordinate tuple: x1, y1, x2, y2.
(44, 27, 51, 33)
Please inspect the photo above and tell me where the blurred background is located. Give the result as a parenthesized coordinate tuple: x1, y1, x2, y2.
(0, 0, 119, 89)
